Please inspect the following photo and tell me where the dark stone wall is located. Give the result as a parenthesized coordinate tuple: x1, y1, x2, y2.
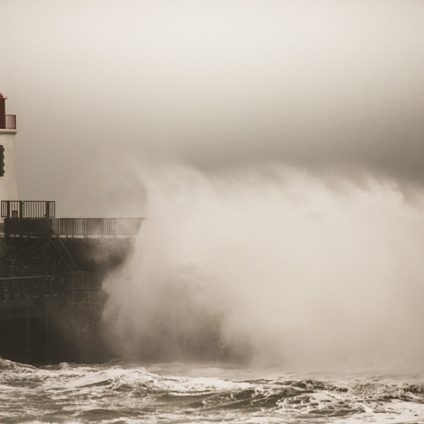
(59, 238, 133, 272)
(0, 301, 109, 364)
(0, 237, 133, 277)
(0, 238, 63, 277)
(0, 237, 135, 364)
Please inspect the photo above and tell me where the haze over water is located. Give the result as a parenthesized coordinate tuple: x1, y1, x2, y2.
(2, 0, 424, 422)
(103, 167, 424, 373)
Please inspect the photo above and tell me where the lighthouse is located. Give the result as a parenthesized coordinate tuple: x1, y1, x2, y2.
(0, 93, 18, 201)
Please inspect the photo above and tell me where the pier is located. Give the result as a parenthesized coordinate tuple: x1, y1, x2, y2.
(0, 200, 142, 364)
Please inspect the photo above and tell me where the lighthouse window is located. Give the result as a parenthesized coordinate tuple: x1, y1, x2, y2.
(0, 145, 4, 176)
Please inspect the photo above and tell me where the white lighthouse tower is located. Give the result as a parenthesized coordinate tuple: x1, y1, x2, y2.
(0, 93, 18, 202)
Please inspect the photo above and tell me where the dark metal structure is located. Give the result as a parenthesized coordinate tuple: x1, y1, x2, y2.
(4, 217, 143, 238)
(0, 271, 101, 304)
(0, 272, 100, 306)
(1, 200, 56, 219)
(0, 197, 143, 363)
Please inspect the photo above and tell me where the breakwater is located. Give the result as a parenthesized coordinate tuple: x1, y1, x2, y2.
(0, 206, 142, 364)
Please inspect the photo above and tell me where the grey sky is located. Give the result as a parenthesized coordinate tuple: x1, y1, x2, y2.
(1, 0, 424, 213)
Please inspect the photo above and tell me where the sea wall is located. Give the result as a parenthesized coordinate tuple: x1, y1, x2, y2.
(0, 237, 134, 364)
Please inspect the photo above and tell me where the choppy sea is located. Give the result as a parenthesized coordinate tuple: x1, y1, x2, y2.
(1, 358, 424, 423)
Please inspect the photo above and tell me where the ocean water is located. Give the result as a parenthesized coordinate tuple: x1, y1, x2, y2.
(1, 359, 424, 424)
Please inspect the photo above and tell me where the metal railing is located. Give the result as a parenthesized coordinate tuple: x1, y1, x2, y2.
(4, 217, 143, 238)
(5, 114, 16, 130)
(1, 200, 56, 219)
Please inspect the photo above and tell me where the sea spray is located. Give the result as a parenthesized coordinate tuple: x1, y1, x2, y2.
(103, 165, 424, 371)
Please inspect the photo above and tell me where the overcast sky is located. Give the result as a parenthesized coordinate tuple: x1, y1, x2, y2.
(1, 1, 424, 214)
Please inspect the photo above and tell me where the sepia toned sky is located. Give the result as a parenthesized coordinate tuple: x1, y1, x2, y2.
(3, 1, 424, 369)
(1, 0, 424, 214)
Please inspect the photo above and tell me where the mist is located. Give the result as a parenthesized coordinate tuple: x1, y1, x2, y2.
(1, 0, 424, 211)
(2, 1, 424, 371)
(103, 165, 424, 372)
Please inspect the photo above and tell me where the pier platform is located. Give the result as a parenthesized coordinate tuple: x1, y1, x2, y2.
(0, 200, 142, 364)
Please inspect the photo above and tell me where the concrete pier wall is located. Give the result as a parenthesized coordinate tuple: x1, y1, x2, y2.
(0, 301, 108, 364)
(0, 237, 134, 364)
